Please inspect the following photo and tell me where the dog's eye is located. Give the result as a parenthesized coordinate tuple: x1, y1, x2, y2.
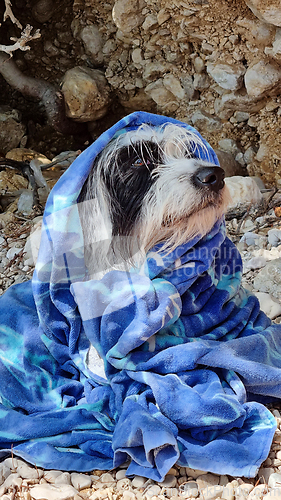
(131, 158, 151, 169)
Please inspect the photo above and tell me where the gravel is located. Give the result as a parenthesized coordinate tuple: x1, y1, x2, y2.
(2, 198, 281, 499)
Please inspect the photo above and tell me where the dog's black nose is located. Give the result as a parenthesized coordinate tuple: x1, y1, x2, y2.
(194, 166, 225, 193)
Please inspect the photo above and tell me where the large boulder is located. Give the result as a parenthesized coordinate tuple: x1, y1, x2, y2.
(61, 67, 111, 122)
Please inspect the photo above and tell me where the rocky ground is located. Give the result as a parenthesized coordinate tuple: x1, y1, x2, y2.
(1, 159, 281, 499)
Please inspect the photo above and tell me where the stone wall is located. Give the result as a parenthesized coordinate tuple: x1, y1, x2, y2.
(2, 0, 281, 185)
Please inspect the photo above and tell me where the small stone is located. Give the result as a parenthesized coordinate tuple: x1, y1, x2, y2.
(179, 481, 198, 498)
(254, 292, 281, 319)
(100, 473, 115, 483)
(245, 60, 281, 98)
(62, 67, 111, 122)
(218, 138, 240, 156)
(145, 485, 161, 497)
(268, 472, 281, 488)
(18, 464, 43, 480)
(131, 475, 146, 488)
(71, 473, 91, 491)
(115, 469, 127, 480)
(29, 483, 79, 500)
(196, 473, 220, 491)
(6, 246, 22, 260)
(116, 478, 131, 490)
(248, 484, 267, 500)
(123, 492, 136, 500)
(264, 490, 281, 500)
(225, 176, 263, 210)
(159, 474, 177, 488)
(268, 229, 281, 247)
(207, 62, 245, 90)
(55, 473, 71, 485)
(221, 484, 235, 500)
(245, 256, 267, 270)
(41, 470, 62, 484)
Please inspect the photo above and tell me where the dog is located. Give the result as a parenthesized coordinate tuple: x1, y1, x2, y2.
(79, 122, 231, 279)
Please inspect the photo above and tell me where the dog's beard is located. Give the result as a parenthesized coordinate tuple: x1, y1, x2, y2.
(79, 123, 231, 278)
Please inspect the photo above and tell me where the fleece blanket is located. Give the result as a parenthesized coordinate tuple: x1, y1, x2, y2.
(0, 111, 281, 481)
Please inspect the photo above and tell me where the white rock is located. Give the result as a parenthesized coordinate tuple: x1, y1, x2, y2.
(62, 67, 111, 122)
(115, 469, 127, 480)
(80, 25, 104, 65)
(191, 110, 222, 132)
(245, 60, 281, 97)
(145, 80, 179, 112)
(162, 74, 185, 99)
(225, 176, 263, 210)
(194, 56, 205, 73)
(244, 0, 281, 26)
(248, 484, 267, 500)
(23, 220, 42, 265)
(29, 483, 79, 500)
(17, 464, 43, 479)
(218, 138, 240, 156)
(264, 490, 281, 500)
(131, 475, 146, 488)
(196, 473, 220, 490)
(221, 484, 235, 500)
(245, 256, 267, 270)
(100, 473, 115, 483)
(206, 62, 245, 90)
(71, 472, 91, 490)
(0, 236, 4, 246)
(179, 481, 198, 498)
(268, 472, 281, 488)
(123, 492, 136, 500)
(6, 246, 22, 260)
(240, 232, 260, 247)
(268, 229, 281, 246)
(44, 470, 64, 483)
(145, 485, 161, 497)
(55, 472, 71, 485)
(112, 0, 145, 32)
(253, 259, 281, 300)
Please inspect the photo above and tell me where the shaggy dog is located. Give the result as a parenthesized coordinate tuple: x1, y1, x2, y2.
(79, 123, 231, 278)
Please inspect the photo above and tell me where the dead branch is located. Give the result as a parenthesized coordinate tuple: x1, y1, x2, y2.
(3, 0, 22, 29)
(0, 52, 87, 136)
(0, 25, 41, 56)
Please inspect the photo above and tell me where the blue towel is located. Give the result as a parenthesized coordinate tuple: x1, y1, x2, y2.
(0, 111, 280, 481)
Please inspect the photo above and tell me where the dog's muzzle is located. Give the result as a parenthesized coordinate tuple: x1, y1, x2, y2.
(193, 166, 225, 193)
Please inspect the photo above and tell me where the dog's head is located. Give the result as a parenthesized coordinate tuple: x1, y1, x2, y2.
(79, 123, 230, 276)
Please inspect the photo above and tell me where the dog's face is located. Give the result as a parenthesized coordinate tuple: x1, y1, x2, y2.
(79, 123, 230, 276)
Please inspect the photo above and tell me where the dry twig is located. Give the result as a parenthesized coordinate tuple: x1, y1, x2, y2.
(0, 24, 41, 56)
(2, 0, 22, 28)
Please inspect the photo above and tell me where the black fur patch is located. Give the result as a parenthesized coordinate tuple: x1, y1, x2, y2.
(104, 141, 161, 236)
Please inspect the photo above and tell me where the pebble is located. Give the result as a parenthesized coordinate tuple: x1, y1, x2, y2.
(179, 481, 198, 497)
(71, 472, 92, 490)
(29, 483, 79, 500)
(196, 473, 220, 490)
(268, 473, 281, 488)
(131, 476, 146, 488)
(268, 229, 281, 247)
(55, 472, 72, 485)
(100, 473, 115, 483)
(145, 485, 161, 497)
